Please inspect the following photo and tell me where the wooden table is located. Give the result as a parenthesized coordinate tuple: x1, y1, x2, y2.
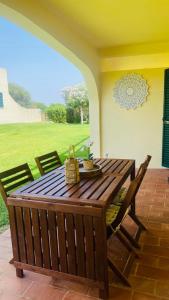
(10, 158, 135, 208)
(7, 158, 135, 299)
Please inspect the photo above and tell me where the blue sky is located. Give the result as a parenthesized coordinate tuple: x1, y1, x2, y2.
(0, 17, 84, 104)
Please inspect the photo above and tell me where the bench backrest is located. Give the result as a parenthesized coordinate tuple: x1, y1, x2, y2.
(7, 197, 107, 283)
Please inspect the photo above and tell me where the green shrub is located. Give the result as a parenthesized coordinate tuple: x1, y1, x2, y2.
(46, 104, 66, 123)
(66, 107, 74, 123)
(66, 107, 81, 123)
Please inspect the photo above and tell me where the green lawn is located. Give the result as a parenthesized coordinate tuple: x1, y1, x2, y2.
(0, 122, 89, 227)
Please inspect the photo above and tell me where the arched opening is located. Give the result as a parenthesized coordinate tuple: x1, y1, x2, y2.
(0, 17, 93, 166)
(0, 9, 98, 230)
(0, 2, 101, 156)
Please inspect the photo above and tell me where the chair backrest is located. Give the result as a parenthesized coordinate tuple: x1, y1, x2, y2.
(35, 151, 62, 176)
(0, 163, 34, 206)
(112, 155, 151, 228)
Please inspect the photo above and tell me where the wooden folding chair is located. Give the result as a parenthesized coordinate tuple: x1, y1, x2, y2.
(35, 150, 62, 176)
(106, 191, 139, 286)
(111, 155, 151, 249)
(0, 163, 34, 206)
(105, 157, 151, 286)
(0, 163, 34, 264)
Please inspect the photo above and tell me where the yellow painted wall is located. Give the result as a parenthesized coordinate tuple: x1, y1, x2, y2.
(101, 68, 164, 168)
(2, 1, 169, 164)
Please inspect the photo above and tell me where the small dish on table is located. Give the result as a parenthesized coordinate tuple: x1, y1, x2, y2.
(79, 164, 102, 178)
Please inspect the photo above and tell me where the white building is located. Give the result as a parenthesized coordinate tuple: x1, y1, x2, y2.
(0, 68, 42, 123)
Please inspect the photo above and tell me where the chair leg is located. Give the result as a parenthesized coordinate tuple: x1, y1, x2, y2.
(120, 225, 140, 249)
(108, 258, 131, 287)
(116, 230, 139, 259)
(129, 212, 147, 231)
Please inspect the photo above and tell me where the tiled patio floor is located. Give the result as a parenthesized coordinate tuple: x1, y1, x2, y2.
(0, 169, 169, 300)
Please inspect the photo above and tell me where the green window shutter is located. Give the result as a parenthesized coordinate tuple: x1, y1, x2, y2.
(162, 124, 169, 167)
(162, 69, 169, 167)
(0, 92, 3, 108)
(163, 69, 169, 120)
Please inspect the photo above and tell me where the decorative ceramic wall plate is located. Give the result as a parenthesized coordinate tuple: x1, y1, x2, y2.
(113, 73, 149, 109)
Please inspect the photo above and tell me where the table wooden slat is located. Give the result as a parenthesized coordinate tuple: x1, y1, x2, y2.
(11, 159, 135, 208)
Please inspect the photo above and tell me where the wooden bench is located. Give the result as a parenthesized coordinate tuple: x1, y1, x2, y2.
(7, 197, 109, 299)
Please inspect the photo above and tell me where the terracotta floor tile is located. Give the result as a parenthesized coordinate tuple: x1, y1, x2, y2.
(87, 287, 99, 298)
(139, 235, 160, 246)
(87, 283, 131, 299)
(0, 275, 33, 297)
(155, 280, 169, 298)
(162, 211, 169, 219)
(88, 282, 131, 298)
(21, 270, 51, 284)
(132, 292, 165, 300)
(151, 201, 164, 208)
(63, 291, 97, 300)
(154, 191, 166, 196)
(137, 206, 150, 217)
(148, 214, 164, 223)
(136, 265, 169, 280)
(0, 247, 12, 261)
(164, 202, 169, 208)
(165, 191, 169, 198)
(0, 290, 26, 300)
(159, 238, 169, 247)
(50, 278, 89, 294)
(156, 183, 169, 188)
(142, 244, 169, 258)
(108, 286, 132, 300)
(161, 223, 169, 230)
(150, 229, 169, 238)
(0, 258, 15, 273)
(158, 257, 169, 270)
(0, 228, 10, 237)
(146, 222, 162, 231)
(130, 262, 138, 275)
(23, 282, 67, 300)
(142, 184, 157, 190)
(138, 253, 159, 268)
(129, 276, 156, 294)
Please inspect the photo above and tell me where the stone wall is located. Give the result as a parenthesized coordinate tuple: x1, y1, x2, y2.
(0, 68, 42, 124)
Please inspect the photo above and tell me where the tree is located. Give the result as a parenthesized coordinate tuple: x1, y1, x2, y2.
(46, 103, 66, 123)
(9, 83, 32, 108)
(31, 101, 47, 112)
(62, 84, 89, 124)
